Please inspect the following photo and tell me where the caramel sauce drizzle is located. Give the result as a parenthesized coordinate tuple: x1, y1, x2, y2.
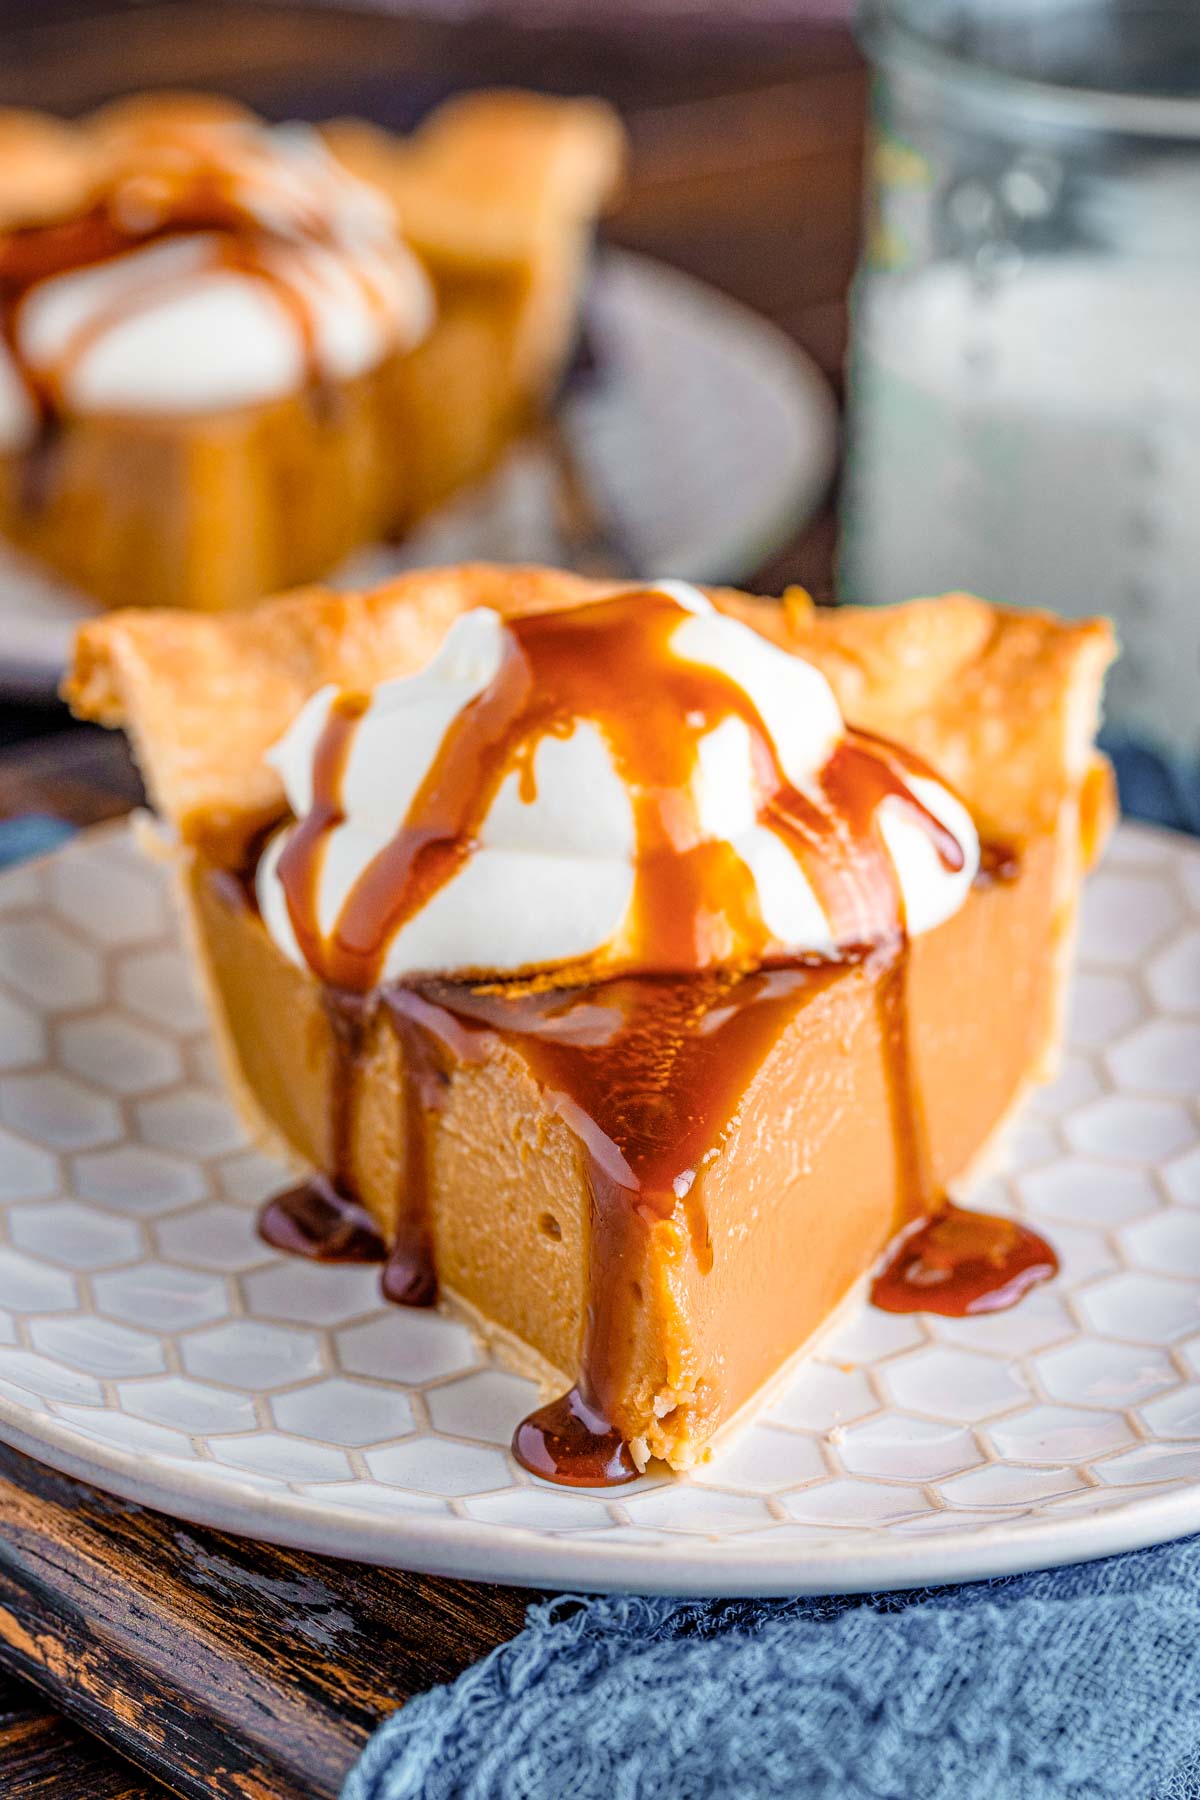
(871, 1202, 1057, 1316)
(252, 589, 1056, 1487)
(378, 990, 450, 1309)
(426, 964, 854, 1485)
(259, 1173, 385, 1265)
(275, 695, 366, 977)
(275, 590, 964, 993)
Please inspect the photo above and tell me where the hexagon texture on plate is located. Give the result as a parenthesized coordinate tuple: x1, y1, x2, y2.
(0, 820, 1198, 1590)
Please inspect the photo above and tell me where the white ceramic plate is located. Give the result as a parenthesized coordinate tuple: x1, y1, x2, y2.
(0, 250, 836, 697)
(0, 821, 1197, 1595)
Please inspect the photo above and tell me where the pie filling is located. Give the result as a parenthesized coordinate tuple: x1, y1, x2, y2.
(233, 582, 1059, 1486)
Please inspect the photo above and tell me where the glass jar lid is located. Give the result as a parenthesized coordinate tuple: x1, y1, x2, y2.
(859, 1, 1200, 140)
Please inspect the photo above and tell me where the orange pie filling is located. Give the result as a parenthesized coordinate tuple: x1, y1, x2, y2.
(65, 567, 1115, 1483)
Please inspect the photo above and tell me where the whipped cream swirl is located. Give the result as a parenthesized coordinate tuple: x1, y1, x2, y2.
(256, 582, 980, 987)
(0, 120, 433, 444)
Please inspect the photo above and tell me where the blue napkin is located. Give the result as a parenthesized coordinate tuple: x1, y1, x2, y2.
(345, 1537, 1200, 1799)
(0, 811, 76, 870)
(1103, 735, 1200, 838)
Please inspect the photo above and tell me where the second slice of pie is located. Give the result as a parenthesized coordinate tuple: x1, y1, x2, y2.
(65, 566, 1114, 1481)
(0, 94, 622, 612)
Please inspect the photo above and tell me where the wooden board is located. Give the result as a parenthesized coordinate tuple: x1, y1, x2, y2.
(0, 1444, 534, 1798)
(0, 1671, 170, 1799)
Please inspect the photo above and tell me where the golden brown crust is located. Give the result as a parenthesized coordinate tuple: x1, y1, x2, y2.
(0, 110, 97, 230)
(0, 95, 257, 232)
(63, 565, 1115, 862)
(322, 91, 625, 274)
(780, 586, 1116, 840)
(85, 92, 258, 143)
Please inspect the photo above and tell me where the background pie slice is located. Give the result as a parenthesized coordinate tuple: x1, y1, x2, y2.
(0, 94, 624, 613)
(65, 567, 1115, 1476)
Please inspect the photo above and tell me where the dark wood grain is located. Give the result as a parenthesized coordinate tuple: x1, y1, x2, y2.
(0, 1442, 534, 1798)
(0, 1671, 170, 1798)
(0, 1, 861, 116)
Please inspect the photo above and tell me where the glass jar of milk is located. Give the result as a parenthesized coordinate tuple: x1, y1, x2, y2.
(843, 0, 1200, 788)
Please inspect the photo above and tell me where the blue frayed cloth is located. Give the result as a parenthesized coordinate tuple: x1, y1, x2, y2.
(1104, 734, 1200, 838)
(0, 810, 75, 870)
(345, 1538, 1200, 1799)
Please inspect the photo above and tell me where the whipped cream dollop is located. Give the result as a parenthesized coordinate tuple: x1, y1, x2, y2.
(0, 122, 433, 445)
(256, 582, 980, 988)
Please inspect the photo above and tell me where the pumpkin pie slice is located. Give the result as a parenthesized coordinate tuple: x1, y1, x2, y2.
(65, 566, 1114, 1482)
(0, 93, 622, 613)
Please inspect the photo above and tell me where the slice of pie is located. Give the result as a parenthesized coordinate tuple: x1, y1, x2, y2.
(0, 93, 623, 613)
(65, 566, 1114, 1482)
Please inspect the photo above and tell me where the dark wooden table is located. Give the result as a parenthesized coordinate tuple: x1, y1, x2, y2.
(0, 5, 866, 1792)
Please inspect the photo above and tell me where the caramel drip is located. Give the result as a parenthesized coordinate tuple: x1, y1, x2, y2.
(873, 939, 932, 1229)
(513, 1388, 638, 1488)
(256, 983, 441, 1307)
(320, 986, 441, 1309)
(258, 1174, 385, 1263)
(378, 990, 448, 1309)
(975, 840, 1022, 888)
(257, 991, 384, 1266)
(0, 206, 159, 290)
(276, 694, 367, 976)
(17, 413, 61, 514)
(277, 591, 966, 993)
(765, 733, 964, 946)
(872, 1202, 1058, 1315)
(323, 988, 368, 1189)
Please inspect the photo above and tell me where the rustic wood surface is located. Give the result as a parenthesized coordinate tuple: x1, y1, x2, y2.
(0, 1442, 535, 1798)
(0, 4, 866, 1794)
(0, 1669, 171, 1797)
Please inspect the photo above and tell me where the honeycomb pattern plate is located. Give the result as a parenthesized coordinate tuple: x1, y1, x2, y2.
(0, 821, 1198, 1595)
